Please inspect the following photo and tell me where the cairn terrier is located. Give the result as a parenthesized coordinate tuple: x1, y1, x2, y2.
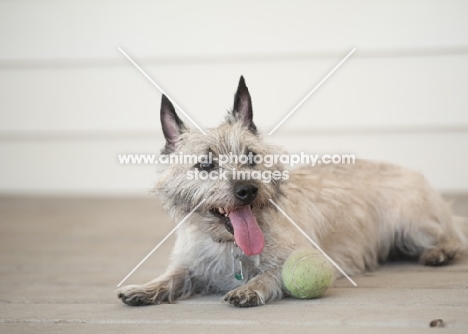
(118, 76, 468, 307)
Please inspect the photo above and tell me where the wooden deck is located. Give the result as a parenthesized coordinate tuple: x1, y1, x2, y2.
(1, 195, 467, 333)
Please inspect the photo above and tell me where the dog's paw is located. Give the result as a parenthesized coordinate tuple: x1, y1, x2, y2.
(117, 285, 156, 306)
(223, 286, 265, 308)
(420, 247, 457, 266)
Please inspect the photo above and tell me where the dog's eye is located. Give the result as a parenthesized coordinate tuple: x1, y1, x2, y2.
(248, 151, 257, 166)
(198, 162, 215, 171)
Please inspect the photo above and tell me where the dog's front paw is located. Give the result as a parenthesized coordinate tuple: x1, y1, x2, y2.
(223, 286, 265, 308)
(117, 285, 156, 306)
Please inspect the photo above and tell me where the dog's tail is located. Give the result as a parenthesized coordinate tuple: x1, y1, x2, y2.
(453, 216, 468, 246)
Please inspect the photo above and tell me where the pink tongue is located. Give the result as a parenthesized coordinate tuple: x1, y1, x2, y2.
(228, 206, 264, 256)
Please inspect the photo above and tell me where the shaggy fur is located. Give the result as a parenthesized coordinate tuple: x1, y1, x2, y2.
(118, 76, 468, 307)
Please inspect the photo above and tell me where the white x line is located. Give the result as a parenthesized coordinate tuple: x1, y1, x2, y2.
(116, 47, 357, 288)
(268, 48, 356, 136)
(118, 47, 207, 135)
(269, 199, 357, 286)
(116, 200, 206, 287)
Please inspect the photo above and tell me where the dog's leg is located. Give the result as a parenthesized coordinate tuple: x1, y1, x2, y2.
(398, 223, 462, 267)
(418, 217, 468, 266)
(419, 242, 460, 266)
(223, 267, 283, 307)
(399, 216, 465, 267)
(117, 268, 194, 306)
(387, 188, 468, 267)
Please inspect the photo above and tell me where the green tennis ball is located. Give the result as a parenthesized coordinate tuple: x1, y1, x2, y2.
(282, 248, 333, 299)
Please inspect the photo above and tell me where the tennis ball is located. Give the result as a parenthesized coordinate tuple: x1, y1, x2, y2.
(282, 248, 333, 299)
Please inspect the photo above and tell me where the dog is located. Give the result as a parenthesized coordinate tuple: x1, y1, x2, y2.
(118, 76, 468, 307)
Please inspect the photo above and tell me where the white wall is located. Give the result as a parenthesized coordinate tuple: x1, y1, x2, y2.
(0, 0, 467, 194)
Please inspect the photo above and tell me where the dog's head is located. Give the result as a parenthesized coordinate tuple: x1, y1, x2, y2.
(155, 77, 285, 256)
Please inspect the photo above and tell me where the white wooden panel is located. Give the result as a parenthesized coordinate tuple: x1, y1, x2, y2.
(0, 0, 467, 60)
(0, 139, 163, 195)
(0, 133, 466, 194)
(1, 55, 468, 133)
(1, 0, 467, 195)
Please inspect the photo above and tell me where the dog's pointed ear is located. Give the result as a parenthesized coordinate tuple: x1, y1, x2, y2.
(160, 95, 186, 153)
(232, 76, 257, 133)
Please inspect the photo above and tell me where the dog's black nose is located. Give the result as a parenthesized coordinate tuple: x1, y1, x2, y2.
(234, 183, 258, 203)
